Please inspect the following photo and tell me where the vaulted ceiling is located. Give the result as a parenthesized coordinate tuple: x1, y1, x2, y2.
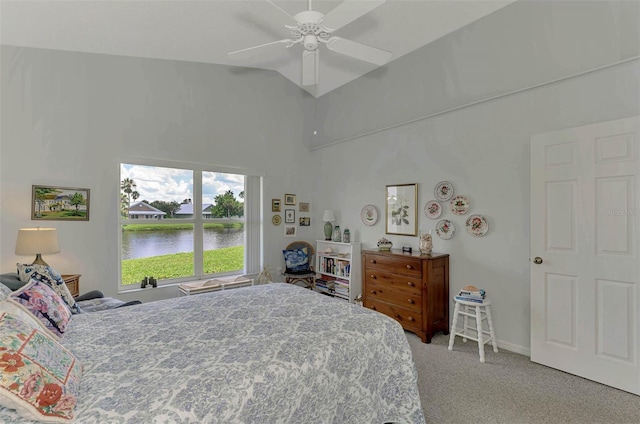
(1, 0, 515, 97)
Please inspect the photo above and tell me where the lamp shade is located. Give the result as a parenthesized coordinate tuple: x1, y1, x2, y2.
(322, 210, 335, 222)
(15, 228, 60, 255)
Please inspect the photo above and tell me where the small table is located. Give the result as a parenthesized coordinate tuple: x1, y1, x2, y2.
(61, 274, 81, 297)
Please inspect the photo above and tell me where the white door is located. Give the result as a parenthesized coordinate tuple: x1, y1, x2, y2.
(531, 116, 640, 395)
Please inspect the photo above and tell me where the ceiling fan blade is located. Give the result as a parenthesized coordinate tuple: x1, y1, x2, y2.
(326, 37, 392, 66)
(265, 0, 298, 24)
(321, 0, 385, 31)
(302, 49, 319, 86)
(228, 39, 293, 58)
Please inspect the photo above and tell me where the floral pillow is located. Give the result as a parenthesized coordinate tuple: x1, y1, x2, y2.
(0, 308, 82, 422)
(283, 247, 310, 274)
(6, 279, 72, 339)
(16, 264, 81, 314)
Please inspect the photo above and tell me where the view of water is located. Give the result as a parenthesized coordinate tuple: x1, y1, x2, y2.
(122, 228, 244, 260)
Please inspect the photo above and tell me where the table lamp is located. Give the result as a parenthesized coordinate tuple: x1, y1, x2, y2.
(322, 210, 335, 241)
(15, 227, 60, 267)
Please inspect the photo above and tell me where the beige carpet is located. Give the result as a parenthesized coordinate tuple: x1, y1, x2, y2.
(407, 332, 640, 424)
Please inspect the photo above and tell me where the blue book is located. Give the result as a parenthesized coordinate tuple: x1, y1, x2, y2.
(455, 295, 484, 303)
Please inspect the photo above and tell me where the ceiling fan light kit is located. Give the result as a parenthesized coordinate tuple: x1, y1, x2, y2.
(228, 0, 392, 87)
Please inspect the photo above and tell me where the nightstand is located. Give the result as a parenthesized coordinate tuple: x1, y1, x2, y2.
(61, 274, 81, 297)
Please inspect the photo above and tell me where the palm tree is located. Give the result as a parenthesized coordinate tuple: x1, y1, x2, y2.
(121, 178, 139, 213)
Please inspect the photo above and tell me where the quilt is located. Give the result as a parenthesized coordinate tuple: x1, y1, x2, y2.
(1, 283, 425, 423)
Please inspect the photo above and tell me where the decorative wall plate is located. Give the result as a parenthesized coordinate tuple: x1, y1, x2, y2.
(434, 181, 454, 201)
(435, 219, 455, 240)
(424, 200, 442, 219)
(466, 214, 488, 237)
(449, 195, 470, 215)
(272, 215, 281, 226)
(361, 204, 378, 226)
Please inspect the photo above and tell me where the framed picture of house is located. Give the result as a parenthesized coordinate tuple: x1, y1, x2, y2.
(32, 185, 90, 221)
(385, 183, 417, 236)
(272, 199, 281, 212)
(284, 194, 296, 205)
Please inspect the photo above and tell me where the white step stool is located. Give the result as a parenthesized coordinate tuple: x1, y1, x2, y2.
(448, 297, 498, 363)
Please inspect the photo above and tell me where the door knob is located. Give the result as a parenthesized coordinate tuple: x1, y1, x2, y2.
(533, 257, 543, 264)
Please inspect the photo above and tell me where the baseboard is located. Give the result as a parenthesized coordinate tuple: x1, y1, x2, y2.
(496, 339, 530, 357)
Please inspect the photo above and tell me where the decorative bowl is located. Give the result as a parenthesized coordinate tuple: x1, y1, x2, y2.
(377, 238, 393, 251)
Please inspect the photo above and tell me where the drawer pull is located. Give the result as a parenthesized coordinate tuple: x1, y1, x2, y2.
(406, 265, 412, 269)
(370, 259, 376, 264)
(370, 274, 376, 279)
(371, 290, 377, 295)
(408, 316, 415, 322)
(407, 281, 415, 287)
(407, 299, 414, 304)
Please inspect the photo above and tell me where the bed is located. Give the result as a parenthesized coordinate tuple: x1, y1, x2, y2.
(1, 283, 426, 423)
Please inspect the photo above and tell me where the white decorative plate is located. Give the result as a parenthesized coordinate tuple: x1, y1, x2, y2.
(424, 200, 442, 219)
(449, 195, 470, 215)
(466, 214, 488, 237)
(434, 181, 454, 201)
(435, 219, 455, 240)
(361, 204, 378, 226)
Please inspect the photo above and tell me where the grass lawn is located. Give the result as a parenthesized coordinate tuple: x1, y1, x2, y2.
(122, 245, 244, 284)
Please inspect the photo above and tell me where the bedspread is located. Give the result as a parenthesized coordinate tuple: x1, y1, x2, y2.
(1, 283, 425, 423)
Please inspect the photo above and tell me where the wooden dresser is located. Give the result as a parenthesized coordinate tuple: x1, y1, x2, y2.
(362, 250, 449, 343)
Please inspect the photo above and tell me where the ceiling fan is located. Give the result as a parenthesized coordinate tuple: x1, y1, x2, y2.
(228, 0, 392, 86)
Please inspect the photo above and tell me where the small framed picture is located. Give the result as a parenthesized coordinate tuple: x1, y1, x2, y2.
(299, 217, 310, 226)
(299, 202, 310, 213)
(284, 194, 296, 205)
(272, 199, 281, 212)
(32, 185, 90, 221)
(284, 225, 297, 237)
(285, 209, 295, 223)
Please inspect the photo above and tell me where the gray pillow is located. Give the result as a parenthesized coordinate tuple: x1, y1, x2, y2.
(0, 282, 11, 300)
(0, 272, 25, 291)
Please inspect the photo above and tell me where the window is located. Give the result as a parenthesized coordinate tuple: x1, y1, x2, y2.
(119, 161, 261, 288)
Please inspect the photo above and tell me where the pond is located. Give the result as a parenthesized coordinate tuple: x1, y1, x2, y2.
(122, 228, 244, 260)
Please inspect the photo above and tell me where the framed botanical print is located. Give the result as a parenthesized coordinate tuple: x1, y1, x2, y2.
(285, 209, 295, 223)
(385, 183, 418, 236)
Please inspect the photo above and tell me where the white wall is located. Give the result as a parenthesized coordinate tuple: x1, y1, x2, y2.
(0, 46, 317, 303)
(308, 0, 640, 353)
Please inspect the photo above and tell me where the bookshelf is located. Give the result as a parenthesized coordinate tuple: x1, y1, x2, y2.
(315, 240, 361, 303)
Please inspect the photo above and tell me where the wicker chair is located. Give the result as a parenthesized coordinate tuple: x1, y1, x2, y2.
(282, 241, 316, 290)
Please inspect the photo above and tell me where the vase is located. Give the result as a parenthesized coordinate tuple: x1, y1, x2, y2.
(324, 222, 333, 240)
(420, 232, 433, 254)
(333, 225, 342, 242)
(343, 228, 350, 243)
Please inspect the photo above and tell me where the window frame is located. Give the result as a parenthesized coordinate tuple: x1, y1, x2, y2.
(118, 158, 262, 291)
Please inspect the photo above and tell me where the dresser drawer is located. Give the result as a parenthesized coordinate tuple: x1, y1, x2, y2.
(363, 254, 422, 278)
(364, 298, 422, 331)
(366, 281, 422, 312)
(364, 269, 422, 293)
